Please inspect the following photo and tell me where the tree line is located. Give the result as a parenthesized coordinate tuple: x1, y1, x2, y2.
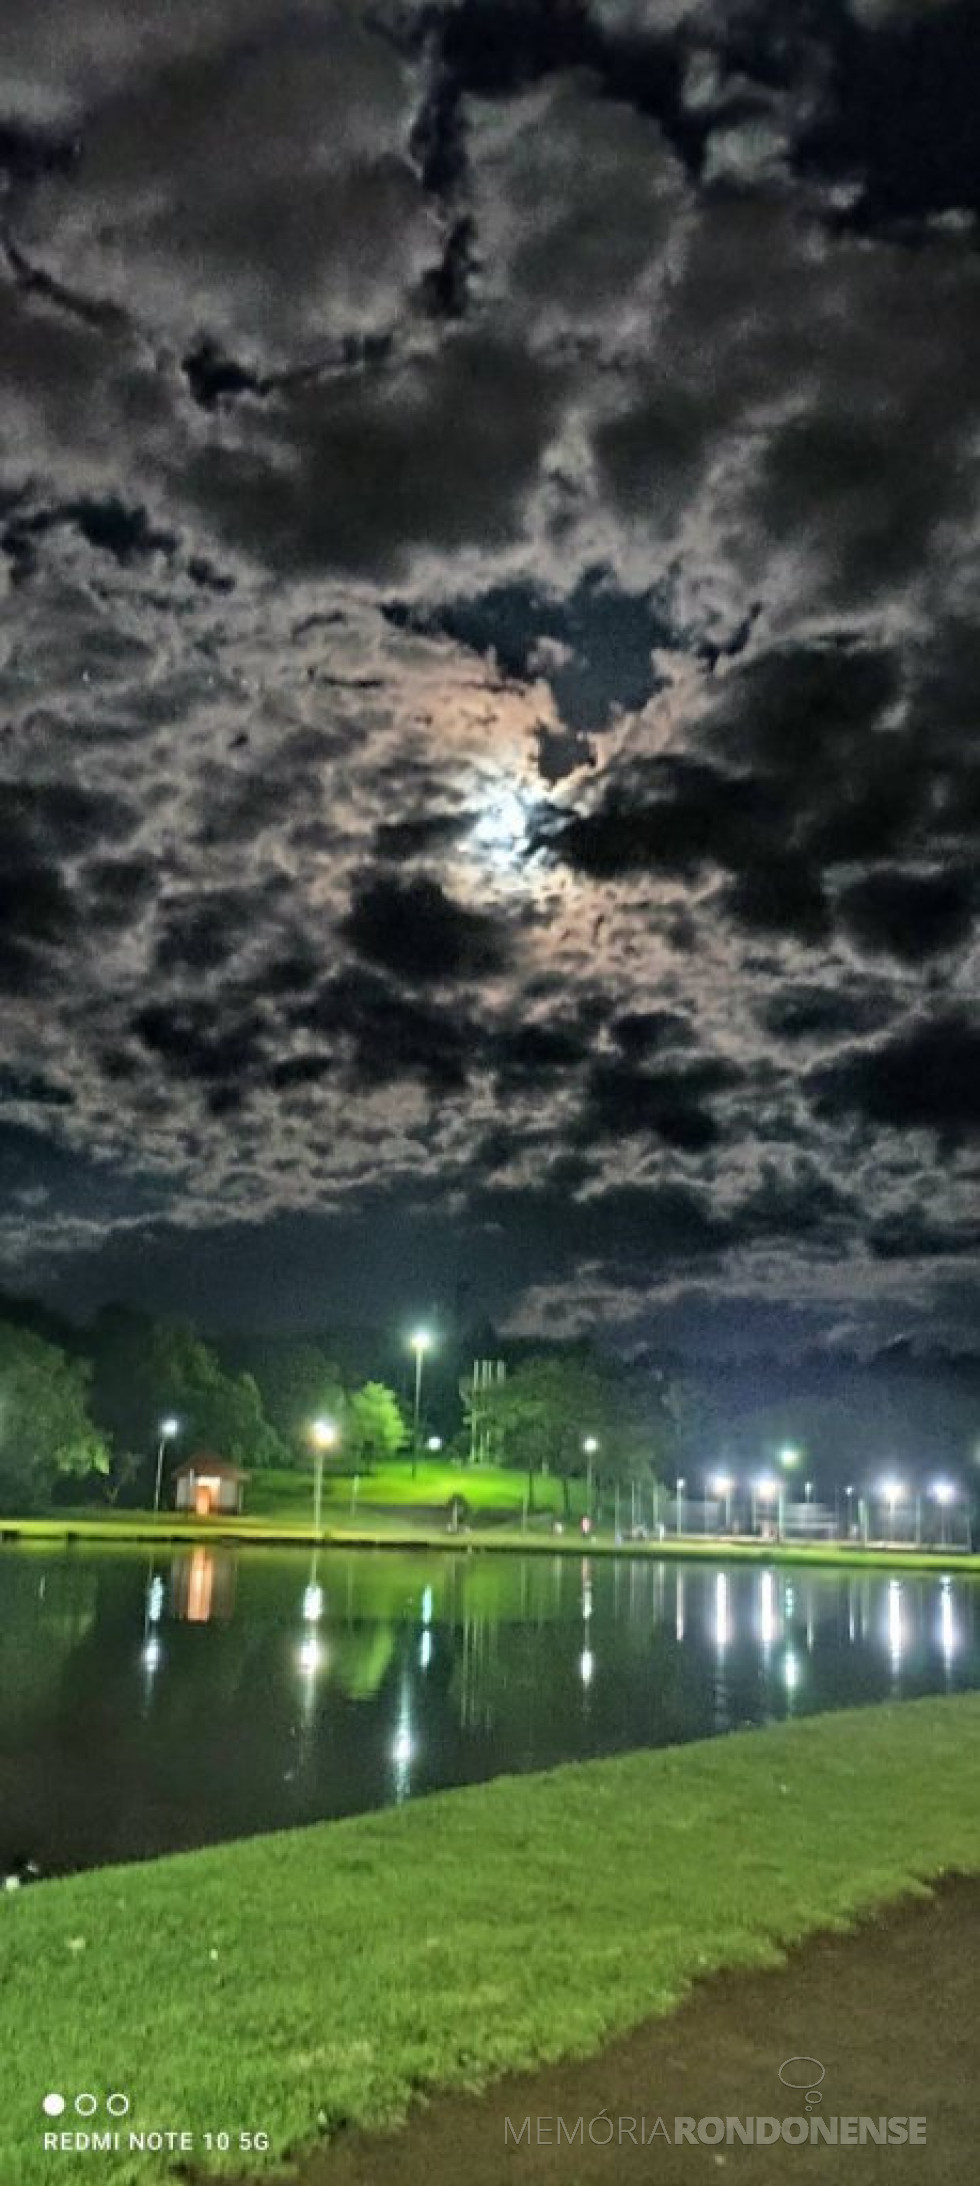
(0, 1306, 406, 1513)
(0, 1299, 683, 1515)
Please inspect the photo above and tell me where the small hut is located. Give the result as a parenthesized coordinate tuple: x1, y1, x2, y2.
(173, 1453, 248, 1517)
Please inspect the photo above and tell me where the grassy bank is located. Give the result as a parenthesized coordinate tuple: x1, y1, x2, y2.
(4, 1695, 980, 2183)
(4, 1505, 980, 1573)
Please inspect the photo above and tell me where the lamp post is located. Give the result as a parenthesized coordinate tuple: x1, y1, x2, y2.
(409, 1330, 431, 1478)
(778, 1445, 799, 1543)
(754, 1475, 777, 1538)
(582, 1435, 599, 1521)
(711, 1472, 734, 1535)
(153, 1416, 179, 1515)
(881, 1478, 902, 1544)
(311, 1416, 338, 1536)
(932, 1481, 954, 1550)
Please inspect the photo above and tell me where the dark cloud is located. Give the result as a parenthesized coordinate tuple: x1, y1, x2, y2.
(297, 968, 478, 1093)
(186, 338, 567, 578)
(838, 866, 976, 962)
(539, 758, 785, 878)
(722, 858, 830, 947)
(758, 984, 895, 1044)
(343, 875, 512, 983)
(814, 1014, 980, 1143)
(698, 641, 899, 785)
(578, 1055, 739, 1153)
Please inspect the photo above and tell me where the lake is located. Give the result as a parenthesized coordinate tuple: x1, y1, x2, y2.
(0, 1542, 975, 1875)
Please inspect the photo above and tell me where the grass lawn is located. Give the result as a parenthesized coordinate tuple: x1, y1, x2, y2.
(5, 1494, 980, 1574)
(4, 1695, 980, 2183)
(248, 1459, 581, 1518)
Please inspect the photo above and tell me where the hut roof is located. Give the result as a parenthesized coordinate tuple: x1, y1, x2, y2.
(173, 1452, 250, 1481)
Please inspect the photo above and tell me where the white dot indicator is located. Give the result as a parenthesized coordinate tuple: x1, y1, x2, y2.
(42, 2094, 66, 2117)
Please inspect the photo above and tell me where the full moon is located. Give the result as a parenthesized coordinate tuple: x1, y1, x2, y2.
(469, 788, 531, 868)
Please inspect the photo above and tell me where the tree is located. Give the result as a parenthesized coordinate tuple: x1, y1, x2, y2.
(472, 1355, 605, 1514)
(233, 1340, 347, 1461)
(471, 1350, 676, 1516)
(346, 1382, 406, 1468)
(0, 1321, 110, 1513)
(88, 1308, 286, 1490)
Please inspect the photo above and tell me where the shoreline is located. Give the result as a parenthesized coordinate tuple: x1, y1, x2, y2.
(2, 1509, 978, 1572)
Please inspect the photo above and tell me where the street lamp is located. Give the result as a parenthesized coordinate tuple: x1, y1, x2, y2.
(777, 1447, 799, 1541)
(880, 1477, 902, 1543)
(311, 1417, 338, 1536)
(932, 1481, 955, 1549)
(711, 1472, 734, 1535)
(582, 1435, 599, 1519)
(153, 1416, 179, 1515)
(753, 1475, 777, 1536)
(409, 1329, 431, 1476)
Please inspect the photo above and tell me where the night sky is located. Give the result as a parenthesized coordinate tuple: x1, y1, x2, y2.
(1, 0, 978, 1355)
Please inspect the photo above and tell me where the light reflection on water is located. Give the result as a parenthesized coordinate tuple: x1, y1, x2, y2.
(0, 1544, 977, 1875)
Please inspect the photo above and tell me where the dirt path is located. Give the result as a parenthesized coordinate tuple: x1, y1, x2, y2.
(216, 1877, 980, 2186)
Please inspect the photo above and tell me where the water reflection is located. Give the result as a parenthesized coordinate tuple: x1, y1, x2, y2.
(170, 1548, 237, 1624)
(1, 1545, 979, 1876)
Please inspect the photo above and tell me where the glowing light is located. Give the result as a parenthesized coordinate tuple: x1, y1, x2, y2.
(880, 1478, 902, 1507)
(419, 1630, 433, 1670)
(759, 1570, 776, 1648)
(783, 1649, 800, 1692)
(715, 1572, 729, 1650)
(147, 1575, 164, 1624)
(755, 1476, 777, 1500)
(940, 1578, 956, 1663)
(887, 1578, 903, 1666)
(712, 1473, 733, 1495)
(579, 1647, 594, 1686)
(421, 1586, 433, 1627)
(311, 1417, 338, 1451)
(142, 1635, 162, 1673)
(303, 1583, 324, 1623)
(932, 1482, 955, 1505)
(392, 1726, 413, 1765)
(409, 1329, 431, 1356)
(471, 788, 530, 868)
(159, 1416, 179, 1440)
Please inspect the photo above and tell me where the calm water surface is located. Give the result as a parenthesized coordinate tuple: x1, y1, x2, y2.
(1, 1543, 976, 1873)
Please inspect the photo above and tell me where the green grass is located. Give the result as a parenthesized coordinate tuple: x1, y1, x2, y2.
(246, 1458, 579, 1517)
(4, 1695, 980, 2183)
(5, 1499, 980, 1575)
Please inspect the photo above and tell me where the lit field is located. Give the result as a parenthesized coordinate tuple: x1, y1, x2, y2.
(5, 1696, 980, 2183)
(247, 1459, 579, 1517)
